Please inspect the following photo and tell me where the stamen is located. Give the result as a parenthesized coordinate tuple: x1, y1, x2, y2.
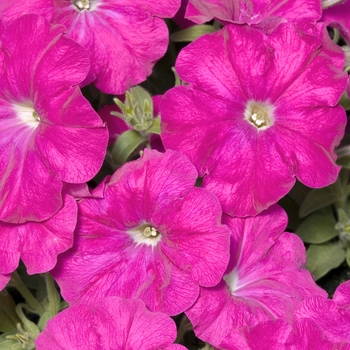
(74, 0, 91, 10)
(13, 103, 41, 128)
(128, 223, 161, 247)
(244, 100, 274, 130)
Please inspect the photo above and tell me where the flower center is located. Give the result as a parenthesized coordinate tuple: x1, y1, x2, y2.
(13, 103, 41, 128)
(244, 100, 274, 130)
(73, 0, 92, 10)
(223, 269, 239, 294)
(128, 223, 161, 247)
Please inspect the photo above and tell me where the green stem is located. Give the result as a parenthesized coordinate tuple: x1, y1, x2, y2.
(334, 171, 349, 213)
(45, 273, 58, 319)
(9, 272, 45, 316)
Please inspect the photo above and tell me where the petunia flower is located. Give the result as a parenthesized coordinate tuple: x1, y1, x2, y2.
(51, 149, 230, 316)
(294, 280, 350, 344)
(36, 296, 187, 350)
(160, 22, 347, 216)
(185, 205, 327, 348)
(322, 0, 350, 44)
(173, 0, 195, 29)
(185, 0, 321, 33)
(0, 14, 108, 223)
(0, 0, 181, 94)
(0, 273, 11, 291)
(0, 194, 77, 284)
(213, 318, 343, 350)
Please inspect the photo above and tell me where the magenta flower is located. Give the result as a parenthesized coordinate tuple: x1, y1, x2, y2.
(215, 319, 341, 350)
(173, 0, 195, 29)
(322, 0, 350, 44)
(0, 194, 77, 280)
(0, 14, 108, 223)
(185, 0, 321, 31)
(185, 205, 327, 348)
(36, 296, 186, 350)
(98, 104, 129, 146)
(0, 273, 10, 291)
(0, 0, 180, 94)
(295, 280, 350, 344)
(52, 149, 230, 315)
(160, 23, 347, 216)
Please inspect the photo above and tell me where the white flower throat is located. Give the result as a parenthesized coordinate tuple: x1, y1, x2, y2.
(244, 100, 274, 130)
(128, 223, 161, 247)
(14, 103, 40, 128)
(73, 0, 99, 11)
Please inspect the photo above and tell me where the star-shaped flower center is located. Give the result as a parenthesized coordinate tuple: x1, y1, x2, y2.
(73, 0, 98, 11)
(128, 223, 162, 247)
(244, 100, 274, 130)
(14, 103, 41, 128)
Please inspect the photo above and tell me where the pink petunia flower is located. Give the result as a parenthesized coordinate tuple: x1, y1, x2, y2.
(51, 149, 230, 316)
(36, 296, 187, 350)
(322, 0, 350, 44)
(160, 22, 347, 217)
(213, 318, 344, 350)
(0, 14, 108, 223)
(98, 104, 129, 146)
(185, 0, 321, 33)
(173, 0, 195, 29)
(0, 273, 11, 291)
(294, 280, 350, 344)
(185, 205, 327, 348)
(0, 194, 77, 283)
(0, 0, 180, 94)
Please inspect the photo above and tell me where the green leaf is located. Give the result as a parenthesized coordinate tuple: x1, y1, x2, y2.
(295, 206, 338, 244)
(346, 247, 350, 268)
(16, 304, 40, 336)
(111, 130, 146, 165)
(288, 181, 312, 206)
(146, 117, 161, 135)
(171, 25, 216, 42)
(38, 310, 50, 331)
(338, 208, 349, 225)
(59, 301, 69, 311)
(0, 334, 17, 350)
(336, 145, 350, 169)
(340, 91, 350, 111)
(306, 242, 346, 280)
(299, 185, 338, 218)
(0, 291, 21, 333)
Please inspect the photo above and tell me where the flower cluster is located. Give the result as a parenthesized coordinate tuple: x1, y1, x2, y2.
(0, 0, 349, 349)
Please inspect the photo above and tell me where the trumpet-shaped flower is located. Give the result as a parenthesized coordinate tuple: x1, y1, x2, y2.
(0, 14, 108, 223)
(186, 0, 321, 32)
(36, 296, 186, 350)
(0, 0, 180, 94)
(52, 149, 230, 315)
(217, 318, 348, 350)
(185, 205, 327, 348)
(322, 0, 350, 44)
(160, 23, 347, 216)
(0, 194, 77, 284)
(295, 280, 350, 344)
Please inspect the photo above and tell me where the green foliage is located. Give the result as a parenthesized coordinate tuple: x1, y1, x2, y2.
(299, 185, 338, 218)
(306, 242, 346, 281)
(112, 130, 147, 165)
(295, 206, 338, 244)
(0, 291, 20, 333)
(171, 25, 216, 42)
